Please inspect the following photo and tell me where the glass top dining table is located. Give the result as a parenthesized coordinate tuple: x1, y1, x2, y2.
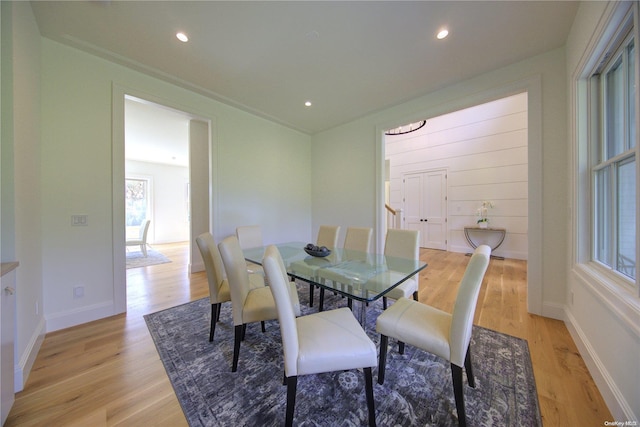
(243, 242, 427, 324)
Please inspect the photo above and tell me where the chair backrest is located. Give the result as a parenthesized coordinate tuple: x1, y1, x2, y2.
(263, 245, 300, 377)
(218, 236, 253, 326)
(384, 229, 419, 259)
(196, 232, 226, 304)
(316, 225, 340, 248)
(236, 225, 263, 249)
(139, 219, 151, 242)
(449, 245, 491, 367)
(343, 227, 373, 252)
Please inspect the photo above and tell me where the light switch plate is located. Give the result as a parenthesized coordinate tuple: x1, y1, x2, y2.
(71, 215, 88, 226)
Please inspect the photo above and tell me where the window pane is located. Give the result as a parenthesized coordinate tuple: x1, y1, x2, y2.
(126, 179, 148, 227)
(628, 41, 636, 149)
(595, 168, 612, 266)
(606, 56, 625, 158)
(617, 158, 636, 279)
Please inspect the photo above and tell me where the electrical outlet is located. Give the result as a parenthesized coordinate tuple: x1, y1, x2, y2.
(73, 286, 84, 299)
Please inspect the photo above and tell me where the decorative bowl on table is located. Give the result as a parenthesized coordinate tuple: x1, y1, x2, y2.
(304, 243, 331, 257)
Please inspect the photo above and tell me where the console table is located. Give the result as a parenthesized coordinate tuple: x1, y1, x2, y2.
(463, 227, 506, 260)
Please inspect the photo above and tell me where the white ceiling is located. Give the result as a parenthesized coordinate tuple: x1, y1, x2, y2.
(125, 97, 191, 167)
(31, 1, 579, 136)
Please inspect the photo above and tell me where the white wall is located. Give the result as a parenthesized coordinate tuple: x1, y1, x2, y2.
(312, 47, 566, 319)
(386, 93, 528, 259)
(36, 38, 311, 333)
(125, 160, 189, 244)
(565, 1, 640, 421)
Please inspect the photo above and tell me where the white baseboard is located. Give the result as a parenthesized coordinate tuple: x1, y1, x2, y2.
(14, 316, 46, 392)
(190, 260, 204, 274)
(45, 300, 115, 333)
(564, 307, 636, 421)
(541, 301, 564, 320)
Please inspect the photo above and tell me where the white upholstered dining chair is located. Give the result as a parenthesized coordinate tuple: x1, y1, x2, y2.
(308, 225, 341, 307)
(263, 245, 377, 427)
(374, 228, 420, 309)
(236, 225, 265, 276)
(219, 236, 300, 372)
(126, 219, 151, 257)
(196, 232, 266, 342)
(376, 245, 491, 427)
(196, 232, 231, 342)
(316, 226, 373, 310)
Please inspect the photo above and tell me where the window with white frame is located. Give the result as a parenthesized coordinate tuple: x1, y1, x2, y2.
(588, 11, 638, 286)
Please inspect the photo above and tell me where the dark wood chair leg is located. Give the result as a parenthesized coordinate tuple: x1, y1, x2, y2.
(413, 290, 418, 301)
(209, 303, 219, 342)
(232, 325, 243, 372)
(319, 288, 325, 312)
(464, 348, 475, 388)
(309, 284, 314, 307)
(451, 363, 467, 427)
(347, 298, 353, 311)
(377, 335, 388, 385)
(398, 341, 405, 355)
(364, 367, 376, 427)
(285, 376, 298, 427)
(382, 296, 387, 310)
(261, 320, 266, 333)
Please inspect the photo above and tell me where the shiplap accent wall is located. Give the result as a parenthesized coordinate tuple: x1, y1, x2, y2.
(386, 92, 528, 259)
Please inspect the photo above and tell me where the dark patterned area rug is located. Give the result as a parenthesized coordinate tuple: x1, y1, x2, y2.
(145, 284, 541, 426)
(126, 249, 171, 269)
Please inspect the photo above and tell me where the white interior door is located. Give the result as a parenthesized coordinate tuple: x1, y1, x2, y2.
(403, 169, 447, 249)
(423, 170, 447, 250)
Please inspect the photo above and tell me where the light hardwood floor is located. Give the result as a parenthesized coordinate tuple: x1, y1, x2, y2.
(6, 243, 611, 426)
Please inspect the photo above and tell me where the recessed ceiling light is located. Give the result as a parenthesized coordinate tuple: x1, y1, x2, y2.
(176, 32, 189, 42)
(304, 101, 312, 107)
(436, 29, 449, 40)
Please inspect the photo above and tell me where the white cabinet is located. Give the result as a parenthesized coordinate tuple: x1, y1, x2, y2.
(1, 262, 17, 425)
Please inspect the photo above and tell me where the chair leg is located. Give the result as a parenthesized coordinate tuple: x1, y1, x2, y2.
(412, 290, 418, 301)
(309, 284, 314, 307)
(241, 324, 247, 341)
(464, 348, 475, 388)
(319, 288, 325, 312)
(232, 325, 243, 372)
(347, 298, 353, 311)
(364, 367, 376, 427)
(377, 335, 388, 385)
(261, 320, 266, 333)
(451, 363, 467, 427)
(382, 296, 387, 310)
(285, 376, 298, 427)
(398, 341, 405, 355)
(209, 303, 219, 342)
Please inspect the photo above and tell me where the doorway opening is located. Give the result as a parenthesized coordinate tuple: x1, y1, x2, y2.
(114, 93, 211, 313)
(383, 91, 529, 261)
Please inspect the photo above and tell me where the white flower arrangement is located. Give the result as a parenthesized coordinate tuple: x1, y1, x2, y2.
(476, 200, 494, 224)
